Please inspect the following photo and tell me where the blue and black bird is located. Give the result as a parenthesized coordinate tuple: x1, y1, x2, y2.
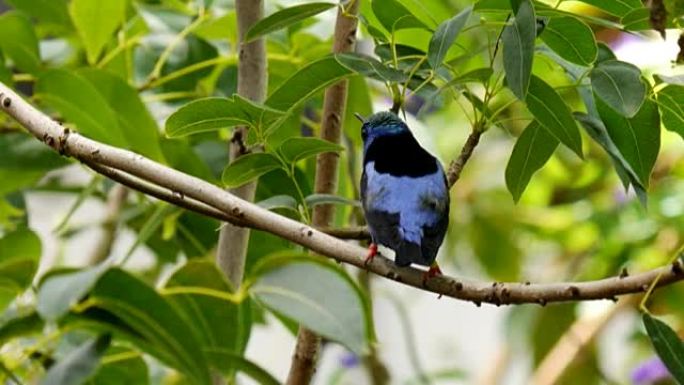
(358, 111, 449, 279)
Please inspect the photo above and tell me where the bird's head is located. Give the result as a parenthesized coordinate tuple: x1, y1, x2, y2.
(355, 111, 409, 144)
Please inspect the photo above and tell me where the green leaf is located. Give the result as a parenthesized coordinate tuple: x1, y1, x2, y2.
(596, 42, 616, 63)
(245, 2, 336, 42)
(278, 137, 344, 164)
(0, 228, 41, 310)
(265, 56, 353, 111)
(41, 334, 112, 385)
(656, 85, 684, 140)
(257, 195, 298, 212)
(574, 112, 645, 197)
(304, 194, 361, 208)
(203, 351, 279, 385)
(163, 260, 247, 358)
(90, 347, 149, 385)
(427, 6, 472, 69)
(0, 11, 41, 73)
(36, 69, 127, 147)
(69, 0, 127, 64)
(590, 60, 645, 118)
(539, 16, 597, 66)
(5, 0, 72, 29)
(643, 314, 684, 383)
(502, 0, 536, 100)
(525, 75, 583, 157)
(621, 7, 651, 31)
(505, 121, 559, 202)
(79, 69, 165, 162)
(37, 263, 110, 321)
(251, 256, 371, 355)
(166, 97, 284, 138)
(335, 53, 406, 83)
(87, 268, 212, 385)
(222, 153, 283, 188)
(575, 0, 642, 17)
(596, 92, 660, 187)
(0, 312, 44, 346)
(372, 0, 431, 32)
(194, 11, 237, 43)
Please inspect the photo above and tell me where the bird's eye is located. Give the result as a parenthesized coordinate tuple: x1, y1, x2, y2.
(361, 125, 368, 141)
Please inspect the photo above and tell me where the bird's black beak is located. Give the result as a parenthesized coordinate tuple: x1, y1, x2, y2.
(353, 112, 365, 123)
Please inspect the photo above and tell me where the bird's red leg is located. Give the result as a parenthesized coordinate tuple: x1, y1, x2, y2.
(364, 243, 378, 266)
(422, 262, 443, 286)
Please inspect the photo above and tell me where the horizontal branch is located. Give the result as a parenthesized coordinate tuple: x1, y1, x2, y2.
(1, 82, 683, 306)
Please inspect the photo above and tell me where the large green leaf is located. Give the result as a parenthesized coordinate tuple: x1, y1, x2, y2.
(69, 0, 127, 64)
(162, 260, 248, 358)
(539, 16, 597, 66)
(371, 0, 431, 32)
(596, 93, 660, 188)
(36, 70, 127, 147)
(265, 56, 353, 112)
(574, 112, 646, 200)
(525, 75, 583, 158)
(0, 133, 70, 195)
(245, 2, 336, 42)
(0, 11, 41, 73)
(0, 228, 41, 310)
(79, 69, 165, 162)
(90, 346, 149, 385)
(86, 269, 212, 385)
(250, 256, 372, 355)
(5, 0, 71, 29)
(335, 53, 406, 83)
(222, 153, 284, 188)
(203, 352, 280, 385)
(505, 121, 559, 202)
(427, 6, 472, 69)
(502, 0, 536, 100)
(590, 60, 645, 118)
(37, 264, 110, 321)
(41, 334, 111, 385)
(278, 137, 344, 164)
(0, 312, 44, 346)
(574, 0, 642, 17)
(166, 97, 284, 138)
(621, 7, 651, 31)
(343, 76, 373, 146)
(657, 85, 684, 140)
(643, 314, 684, 384)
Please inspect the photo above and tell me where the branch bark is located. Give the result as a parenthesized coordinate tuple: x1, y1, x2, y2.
(286, 1, 360, 384)
(88, 184, 128, 265)
(2, 83, 683, 306)
(216, 0, 267, 288)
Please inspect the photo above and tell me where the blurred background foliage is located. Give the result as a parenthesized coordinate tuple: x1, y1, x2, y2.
(0, 0, 683, 384)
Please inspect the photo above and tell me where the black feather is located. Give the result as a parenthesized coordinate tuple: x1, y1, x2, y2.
(364, 131, 438, 177)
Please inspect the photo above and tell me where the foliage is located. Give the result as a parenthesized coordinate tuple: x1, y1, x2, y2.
(0, 0, 682, 384)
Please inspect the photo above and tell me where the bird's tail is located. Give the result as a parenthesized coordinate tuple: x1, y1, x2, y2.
(394, 241, 422, 267)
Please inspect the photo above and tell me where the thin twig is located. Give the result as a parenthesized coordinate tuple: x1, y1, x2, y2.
(446, 129, 482, 188)
(2, 83, 684, 306)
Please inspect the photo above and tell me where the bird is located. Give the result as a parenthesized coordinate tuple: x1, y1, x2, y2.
(357, 111, 450, 281)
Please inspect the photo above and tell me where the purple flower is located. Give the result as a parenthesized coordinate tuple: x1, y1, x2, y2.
(339, 352, 360, 368)
(631, 357, 671, 384)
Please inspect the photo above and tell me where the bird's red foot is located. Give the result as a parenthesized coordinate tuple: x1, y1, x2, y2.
(364, 243, 378, 266)
(422, 263, 443, 286)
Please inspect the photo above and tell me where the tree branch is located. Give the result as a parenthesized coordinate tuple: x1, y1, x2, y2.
(2, 83, 683, 306)
(216, 0, 267, 288)
(287, 1, 360, 383)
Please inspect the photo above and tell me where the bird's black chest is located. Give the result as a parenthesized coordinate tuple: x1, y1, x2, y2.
(363, 132, 438, 177)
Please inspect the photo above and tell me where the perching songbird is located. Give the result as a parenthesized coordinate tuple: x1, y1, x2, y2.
(358, 111, 449, 280)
